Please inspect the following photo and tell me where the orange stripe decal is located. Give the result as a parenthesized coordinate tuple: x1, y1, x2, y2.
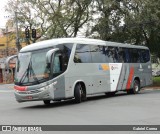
(126, 67, 134, 90)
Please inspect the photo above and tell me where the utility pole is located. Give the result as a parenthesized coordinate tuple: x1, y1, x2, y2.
(15, 11, 21, 51)
(6, 26, 8, 56)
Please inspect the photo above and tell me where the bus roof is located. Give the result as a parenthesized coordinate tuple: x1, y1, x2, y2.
(20, 38, 149, 52)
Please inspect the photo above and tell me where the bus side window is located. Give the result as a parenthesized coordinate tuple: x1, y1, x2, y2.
(106, 47, 114, 63)
(102, 46, 110, 63)
(106, 47, 118, 63)
(141, 49, 150, 63)
(51, 50, 69, 77)
(130, 49, 140, 63)
(117, 47, 126, 63)
(56, 44, 73, 71)
(124, 48, 130, 63)
(74, 44, 92, 63)
(90, 45, 106, 63)
(51, 52, 67, 77)
(74, 53, 82, 63)
(114, 47, 119, 62)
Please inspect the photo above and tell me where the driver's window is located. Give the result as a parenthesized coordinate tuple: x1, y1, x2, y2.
(53, 54, 61, 73)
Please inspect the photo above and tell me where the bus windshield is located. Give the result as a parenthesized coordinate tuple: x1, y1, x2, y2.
(15, 49, 51, 86)
(14, 43, 73, 86)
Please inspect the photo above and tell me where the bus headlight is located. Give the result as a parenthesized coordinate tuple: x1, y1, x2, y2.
(53, 81, 57, 85)
(38, 87, 46, 91)
(39, 82, 56, 91)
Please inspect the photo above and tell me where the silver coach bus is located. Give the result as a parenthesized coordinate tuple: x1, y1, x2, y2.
(6, 38, 152, 104)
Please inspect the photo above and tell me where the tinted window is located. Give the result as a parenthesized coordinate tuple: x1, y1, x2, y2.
(90, 45, 107, 63)
(101, 46, 110, 63)
(52, 53, 61, 73)
(74, 44, 92, 63)
(129, 49, 140, 63)
(74, 44, 150, 64)
(56, 44, 73, 70)
(105, 47, 118, 63)
(51, 44, 73, 77)
(117, 47, 126, 63)
(140, 49, 150, 63)
(124, 48, 130, 63)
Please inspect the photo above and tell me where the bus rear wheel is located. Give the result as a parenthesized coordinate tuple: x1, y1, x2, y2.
(74, 83, 86, 103)
(43, 100, 51, 105)
(127, 80, 140, 94)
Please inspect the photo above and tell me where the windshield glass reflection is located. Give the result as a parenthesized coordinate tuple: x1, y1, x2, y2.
(15, 49, 50, 85)
(14, 44, 73, 86)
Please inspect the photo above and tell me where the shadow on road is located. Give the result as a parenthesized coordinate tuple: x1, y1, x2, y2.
(21, 91, 144, 109)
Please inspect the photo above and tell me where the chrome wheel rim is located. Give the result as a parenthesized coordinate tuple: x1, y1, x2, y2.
(134, 83, 139, 92)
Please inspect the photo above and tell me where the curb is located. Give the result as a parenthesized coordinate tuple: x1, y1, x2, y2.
(142, 87, 160, 90)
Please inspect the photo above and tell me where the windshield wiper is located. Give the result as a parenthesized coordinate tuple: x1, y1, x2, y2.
(29, 61, 40, 84)
(19, 69, 28, 85)
(19, 60, 40, 85)
(19, 63, 30, 85)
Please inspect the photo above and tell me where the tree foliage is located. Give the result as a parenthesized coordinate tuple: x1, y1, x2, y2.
(91, 0, 160, 58)
(5, 0, 92, 40)
(5, 0, 160, 58)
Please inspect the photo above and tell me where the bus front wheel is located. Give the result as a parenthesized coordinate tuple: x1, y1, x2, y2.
(74, 83, 86, 103)
(43, 100, 51, 105)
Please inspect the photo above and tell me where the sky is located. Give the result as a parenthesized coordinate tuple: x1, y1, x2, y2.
(0, 0, 9, 28)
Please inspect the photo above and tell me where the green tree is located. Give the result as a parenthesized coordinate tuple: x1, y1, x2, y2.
(5, 0, 92, 41)
(5, 0, 160, 58)
(91, 0, 160, 58)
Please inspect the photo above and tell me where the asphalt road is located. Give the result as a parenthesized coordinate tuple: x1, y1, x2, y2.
(0, 84, 160, 134)
(0, 84, 160, 126)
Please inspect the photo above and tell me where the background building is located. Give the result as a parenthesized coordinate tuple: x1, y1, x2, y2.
(0, 22, 26, 83)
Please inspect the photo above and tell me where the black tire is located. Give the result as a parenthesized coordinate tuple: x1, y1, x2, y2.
(43, 100, 51, 105)
(74, 83, 86, 103)
(127, 80, 140, 94)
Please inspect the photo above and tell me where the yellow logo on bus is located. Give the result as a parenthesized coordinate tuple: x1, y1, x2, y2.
(99, 64, 110, 71)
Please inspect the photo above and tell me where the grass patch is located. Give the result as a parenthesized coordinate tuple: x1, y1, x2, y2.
(153, 76, 160, 86)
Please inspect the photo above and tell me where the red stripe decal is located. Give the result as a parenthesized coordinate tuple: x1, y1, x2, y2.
(126, 67, 134, 90)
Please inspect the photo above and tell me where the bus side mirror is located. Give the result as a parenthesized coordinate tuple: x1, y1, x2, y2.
(46, 48, 59, 65)
(5, 55, 18, 71)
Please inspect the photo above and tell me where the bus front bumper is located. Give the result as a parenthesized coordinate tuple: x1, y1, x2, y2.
(14, 85, 55, 103)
